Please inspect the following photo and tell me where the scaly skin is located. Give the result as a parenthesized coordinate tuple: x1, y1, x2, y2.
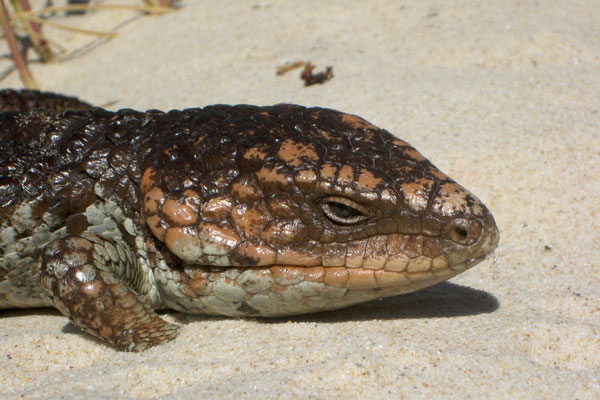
(0, 90, 499, 351)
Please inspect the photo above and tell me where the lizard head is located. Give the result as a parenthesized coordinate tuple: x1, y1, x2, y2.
(141, 105, 499, 315)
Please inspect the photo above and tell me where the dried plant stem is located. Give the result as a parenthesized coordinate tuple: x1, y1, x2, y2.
(17, 3, 172, 18)
(1, 1, 174, 86)
(12, 0, 53, 61)
(144, 0, 172, 7)
(0, 0, 36, 88)
(23, 15, 118, 37)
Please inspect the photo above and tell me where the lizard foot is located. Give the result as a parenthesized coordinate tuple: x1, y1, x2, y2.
(40, 234, 180, 352)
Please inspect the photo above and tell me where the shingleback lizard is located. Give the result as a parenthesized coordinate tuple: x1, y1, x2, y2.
(0, 89, 499, 351)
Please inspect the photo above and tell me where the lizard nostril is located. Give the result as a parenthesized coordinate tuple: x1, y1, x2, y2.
(452, 226, 468, 241)
(445, 217, 482, 245)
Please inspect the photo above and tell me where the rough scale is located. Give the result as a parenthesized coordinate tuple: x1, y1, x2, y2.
(0, 89, 499, 351)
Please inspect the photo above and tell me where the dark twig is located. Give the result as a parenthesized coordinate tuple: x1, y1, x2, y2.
(12, 0, 54, 61)
(0, 0, 36, 87)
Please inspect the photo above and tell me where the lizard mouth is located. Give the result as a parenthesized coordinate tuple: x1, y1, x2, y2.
(448, 253, 491, 272)
(162, 258, 474, 318)
(159, 236, 497, 317)
(164, 216, 499, 287)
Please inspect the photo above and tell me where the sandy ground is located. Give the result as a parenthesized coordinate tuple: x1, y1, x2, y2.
(1, 1, 598, 398)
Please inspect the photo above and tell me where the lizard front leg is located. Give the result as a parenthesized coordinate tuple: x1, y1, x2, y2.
(40, 233, 180, 352)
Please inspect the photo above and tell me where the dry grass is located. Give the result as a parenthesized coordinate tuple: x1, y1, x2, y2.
(0, 0, 176, 87)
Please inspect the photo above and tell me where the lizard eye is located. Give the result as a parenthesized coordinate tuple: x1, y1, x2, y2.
(320, 196, 370, 225)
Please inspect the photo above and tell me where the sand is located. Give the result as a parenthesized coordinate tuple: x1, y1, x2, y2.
(1, 1, 598, 398)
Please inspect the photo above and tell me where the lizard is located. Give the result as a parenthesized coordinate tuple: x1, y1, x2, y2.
(0, 89, 499, 351)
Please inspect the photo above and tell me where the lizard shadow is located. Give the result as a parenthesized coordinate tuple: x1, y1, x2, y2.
(1, 282, 498, 342)
(289, 281, 499, 323)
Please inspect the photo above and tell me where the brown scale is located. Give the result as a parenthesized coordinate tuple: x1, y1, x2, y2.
(0, 89, 499, 351)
